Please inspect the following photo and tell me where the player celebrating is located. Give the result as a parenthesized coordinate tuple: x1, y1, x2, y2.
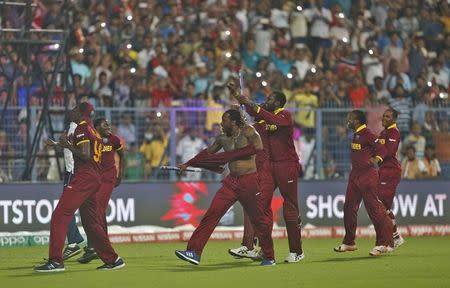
(175, 109, 276, 266)
(77, 118, 125, 263)
(34, 103, 124, 272)
(377, 108, 404, 248)
(334, 110, 394, 256)
(234, 91, 304, 263)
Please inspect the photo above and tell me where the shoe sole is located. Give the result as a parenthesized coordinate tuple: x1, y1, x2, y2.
(228, 249, 259, 259)
(334, 247, 357, 253)
(97, 263, 126, 270)
(35, 268, 65, 273)
(175, 251, 199, 265)
(63, 249, 82, 260)
(284, 254, 305, 263)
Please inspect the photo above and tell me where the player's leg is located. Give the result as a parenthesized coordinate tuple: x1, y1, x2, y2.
(176, 178, 238, 265)
(337, 177, 362, 251)
(273, 162, 304, 262)
(35, 175, 101, 272)
(359, 170, 394, 256)
(62, 171, 84, 260)
(379, 168, 404, 248)
(237, 173, 275, 266)
(79, 192, 124, 270)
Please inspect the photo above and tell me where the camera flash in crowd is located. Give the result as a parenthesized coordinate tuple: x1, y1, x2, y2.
(130, 67, 136, 74)
(427, 81, 433, 87)
(287, 73, 293, 79)
(126, 43, 132, 49)
(296, 5, 303, 11)
(369, 49, 374, 55)
(256, 71, 262, 78)
(225, 30, 231, 36)
(100, 22, 106, 28)
(261, 80, 268, 87)
(156, 111, 162, 118)
(79, 48, 84, 54)
(439, 92, 448, 99)
(338, 13, 345, 19)
(127, 15, 133, 21)
(52, 43, 60, 50)
(311, 66, 317, 73)
(225, 52, 232, 58)
(342, 37, 348, 43)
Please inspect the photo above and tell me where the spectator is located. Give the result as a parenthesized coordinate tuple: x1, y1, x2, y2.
(388, 84, 412, 135)
(124, 143, 145, 181)
(401, 145, 427, 179)
(423, 145, 441, 177)
(404, 121, 427, 159)
(176, 128, 206, 181)
(140, 125, 169, 180)
(304, 0, 332, 66)
(117, 113, 136, 147)
(291, 82, 319, 128)
(94, 71, 113, 107)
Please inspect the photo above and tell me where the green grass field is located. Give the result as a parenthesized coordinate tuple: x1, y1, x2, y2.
(1, 237, 449, 288)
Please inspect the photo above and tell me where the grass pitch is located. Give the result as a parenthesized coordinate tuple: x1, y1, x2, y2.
(0, 237, 449, 288)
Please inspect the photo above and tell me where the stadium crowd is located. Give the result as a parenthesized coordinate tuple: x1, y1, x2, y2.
(0, 0, 449, 181)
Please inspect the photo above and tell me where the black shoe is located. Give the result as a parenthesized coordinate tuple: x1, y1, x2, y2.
(63, 244, 82, 260)
(96, 257, 125, 270)
(34, 260, 65, 273)
(77, 247, 99, 264)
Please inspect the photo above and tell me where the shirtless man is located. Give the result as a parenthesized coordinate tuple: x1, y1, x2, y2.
(175, 109, 276, 266)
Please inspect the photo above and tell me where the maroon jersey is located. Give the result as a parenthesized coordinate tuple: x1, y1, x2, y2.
(350, 124, 387, 172)
(73, 119, 102, 174)
(253, 121, 270, 169)
(378, 123, 401, 171)
(101, 134, 123, 172)
(246, 104, 299, 163)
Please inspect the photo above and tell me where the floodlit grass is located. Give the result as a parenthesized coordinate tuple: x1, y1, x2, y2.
(0, 237, 449, 288)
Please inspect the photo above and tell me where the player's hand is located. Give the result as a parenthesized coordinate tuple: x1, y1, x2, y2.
(226, 79, 237, 93)
(45, 138, 58, 147)
(236, 94, 250, 105)
(177, 163, 188, 175)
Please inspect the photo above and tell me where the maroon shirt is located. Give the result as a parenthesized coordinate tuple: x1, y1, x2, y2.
(101, 134, 123, 172)
(73, 119, 102, 175)
(350, 124, 387, 172)
(378, 123, 401, 171)
(253, 121, 270, 169)
(246, 104, 299, 163)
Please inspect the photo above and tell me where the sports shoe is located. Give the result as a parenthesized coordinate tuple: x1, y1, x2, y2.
(63, 244, 82, 260)
(96, 257, 125, 270)
(334, 244, 357, 253)
(228, 246, 260, 259)
(260, 259, 276, 266)
(394, 235, 405, 249)
(175, 250, 201, 265)
(284, 252, 305, 263)
(34, 260, 65, 273)
(369, 245, 394, 256)
(78, 247, 99, 264)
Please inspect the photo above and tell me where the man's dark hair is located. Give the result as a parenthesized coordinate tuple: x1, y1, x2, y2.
(352, 110, 367, 125)
(386, 107, 399, 119)
(272, 91, 287, 107)
(224, 109, 245, 127)
(94, 117, 106, 129)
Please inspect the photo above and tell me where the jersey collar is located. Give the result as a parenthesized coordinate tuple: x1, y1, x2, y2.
(355, 124, 366, 133)
(387, 123, 397, 129)
(274, 108, 284, 115)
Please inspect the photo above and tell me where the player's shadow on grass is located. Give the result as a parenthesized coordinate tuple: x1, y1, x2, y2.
(153, 261, 258, 272)
(313, 256, 386, 263)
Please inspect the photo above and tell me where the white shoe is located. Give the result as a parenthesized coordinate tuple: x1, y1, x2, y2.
(284, 252, 305, 263)
(369, 245, 393, 256)
(334, 244, 357, 252)
(228, 246, 259, 259)
(394, 235, 405, 249)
